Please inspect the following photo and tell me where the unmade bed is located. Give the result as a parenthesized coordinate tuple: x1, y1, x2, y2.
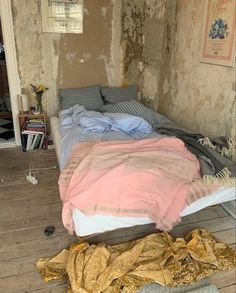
(50, 86, 235, 238)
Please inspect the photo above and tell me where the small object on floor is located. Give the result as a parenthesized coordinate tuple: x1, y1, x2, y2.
(44, 225, 55, 236)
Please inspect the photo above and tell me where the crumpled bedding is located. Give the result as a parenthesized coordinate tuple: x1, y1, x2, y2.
(59, 104, 152, 134)
(59, 105, 160, 169)
(36, 229, 236, 293)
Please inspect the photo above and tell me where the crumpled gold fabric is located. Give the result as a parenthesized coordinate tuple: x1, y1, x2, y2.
(36, 229, 236, 293)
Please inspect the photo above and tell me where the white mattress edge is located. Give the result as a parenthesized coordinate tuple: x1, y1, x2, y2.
(73, 186, 236, 236)
(50, 116, 61, 170)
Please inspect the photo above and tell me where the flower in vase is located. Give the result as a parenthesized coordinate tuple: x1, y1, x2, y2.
(30, 84, 48, 113)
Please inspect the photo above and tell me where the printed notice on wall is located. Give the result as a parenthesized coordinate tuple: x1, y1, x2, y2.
(41, 0, 83, 34)
(200, 0, 235, 66)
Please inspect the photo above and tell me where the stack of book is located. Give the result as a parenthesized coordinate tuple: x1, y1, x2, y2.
(21, 118, 46, 151)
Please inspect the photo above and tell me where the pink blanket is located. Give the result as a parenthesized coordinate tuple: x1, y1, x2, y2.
(59, 137, 203, 234)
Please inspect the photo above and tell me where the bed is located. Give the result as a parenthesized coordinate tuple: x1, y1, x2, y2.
(50, 85, 236, 241)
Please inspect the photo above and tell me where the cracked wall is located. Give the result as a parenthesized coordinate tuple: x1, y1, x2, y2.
(11, 0, 121, 117)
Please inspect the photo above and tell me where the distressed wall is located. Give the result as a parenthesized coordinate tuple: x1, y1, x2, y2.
(11, 0, 121, 116)
(122, 0, 235, 151)
(121, 0, 177, 108)
(10, 0, 236, 151)
(158, 0, 236, 142)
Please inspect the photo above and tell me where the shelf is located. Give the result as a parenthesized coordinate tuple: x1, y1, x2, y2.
(18, 112, 48, 151)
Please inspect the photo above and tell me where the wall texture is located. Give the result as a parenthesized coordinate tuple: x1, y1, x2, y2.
(121, 0, 235, 148)
(121, 0, 177, 109)
(11, 0, 121, 116)
(10, 0, 236, 155)
(158, 0, 236, 141)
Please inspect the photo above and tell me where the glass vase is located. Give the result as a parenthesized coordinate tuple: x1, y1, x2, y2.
(36, 93, 43, 113)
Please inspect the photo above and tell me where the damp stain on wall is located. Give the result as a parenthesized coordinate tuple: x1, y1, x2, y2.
(121, 0, 177, 109)
(121, 1, 146, 89)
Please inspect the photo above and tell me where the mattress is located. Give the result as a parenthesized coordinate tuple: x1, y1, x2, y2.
(50, 116, 61, 170)
(73, 186, 235, 236)
(50, 116, 236, 237)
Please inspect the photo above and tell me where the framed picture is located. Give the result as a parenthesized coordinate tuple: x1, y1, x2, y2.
(41, 0, 83, 34)
(200, 0, 235, 66)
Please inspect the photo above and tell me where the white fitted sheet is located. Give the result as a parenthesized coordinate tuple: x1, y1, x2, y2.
(73, 186, 236, 236)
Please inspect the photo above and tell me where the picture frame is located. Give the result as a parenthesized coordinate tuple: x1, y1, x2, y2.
(200, 0, 235, 67)
(41, 0, 83, 34)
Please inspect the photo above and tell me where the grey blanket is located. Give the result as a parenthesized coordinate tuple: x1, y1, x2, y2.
(155, 124, 236, 185)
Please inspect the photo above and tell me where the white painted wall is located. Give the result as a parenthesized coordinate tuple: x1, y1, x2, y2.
(0, 0, 21, 146)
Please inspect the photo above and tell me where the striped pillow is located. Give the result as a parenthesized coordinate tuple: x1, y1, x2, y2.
(101, 85, 137, 104)
(60, 85, 104, 111)
(100, 100, 171, 127)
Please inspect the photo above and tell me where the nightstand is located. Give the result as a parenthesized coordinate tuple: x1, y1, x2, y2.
(18, 112, 47, 151)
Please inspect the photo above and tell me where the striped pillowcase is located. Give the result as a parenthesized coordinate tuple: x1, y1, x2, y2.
(101, 85, 137, 104)
(100, 100, 171, 127)
(60, 85, 104, 111)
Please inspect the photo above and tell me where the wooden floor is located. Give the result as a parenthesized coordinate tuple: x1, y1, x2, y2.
(0, 148, 235, 293)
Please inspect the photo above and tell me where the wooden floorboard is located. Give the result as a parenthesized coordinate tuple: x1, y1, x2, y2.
(0, 148, 76, 293)
(219, 284, 236, 293)
(0, 147, 235, 292)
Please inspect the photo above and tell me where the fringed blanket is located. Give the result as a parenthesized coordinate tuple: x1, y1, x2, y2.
(59, 137, 202, 234)
(155, 124, 236, 186)
(36, 229, 236, 292)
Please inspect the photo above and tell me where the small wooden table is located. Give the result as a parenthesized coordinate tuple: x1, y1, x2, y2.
(18, 111, 47, 150)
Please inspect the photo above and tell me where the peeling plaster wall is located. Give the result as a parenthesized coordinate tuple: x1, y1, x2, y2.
(158, 0, 236, 143)
(160, 0, 236, 161)
(57, 0, 121, 90)
(11, 0, 59, 116)
(121, 0, 176, 109)
(11, 0, 121, 117)
(121, 1, 146, 90)
(121, 0, 235, 157)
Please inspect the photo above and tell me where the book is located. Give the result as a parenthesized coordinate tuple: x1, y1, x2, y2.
(24, 127, 45, 132)
(26, 134, 34, 150)
(20, 133, 28, 152)
(26, 123, 45, 128)
(32, 134, 42, 149)
(39, 133, 45, 149)
(28, 119, 44, 123)
(22, 130, 44, 135)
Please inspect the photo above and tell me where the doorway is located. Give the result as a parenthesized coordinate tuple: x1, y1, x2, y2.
(0, 0, 21, 148)
(0, 18, 15, 147)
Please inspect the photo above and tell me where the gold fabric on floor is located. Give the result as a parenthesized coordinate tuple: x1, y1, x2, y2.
(36, 229, 236, 293)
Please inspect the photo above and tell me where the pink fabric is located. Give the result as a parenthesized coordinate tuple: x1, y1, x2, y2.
(59, 137, 201, 234)
(186, 178, 220, 205)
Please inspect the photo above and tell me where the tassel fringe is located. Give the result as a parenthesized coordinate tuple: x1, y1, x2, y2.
(203, 167, 235, 186)
(197, 136, 233, 159)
